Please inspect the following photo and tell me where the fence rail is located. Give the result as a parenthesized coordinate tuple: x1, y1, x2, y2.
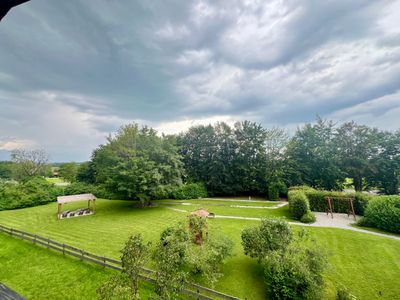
(0, 224, 241, 300)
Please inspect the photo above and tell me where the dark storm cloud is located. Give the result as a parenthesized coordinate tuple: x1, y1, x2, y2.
(0, 0, 400, 161)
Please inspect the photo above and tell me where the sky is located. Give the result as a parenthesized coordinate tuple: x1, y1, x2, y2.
(1, 0, 400, 162)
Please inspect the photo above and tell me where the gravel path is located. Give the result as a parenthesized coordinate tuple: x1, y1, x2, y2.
(215, 213, 400, 241)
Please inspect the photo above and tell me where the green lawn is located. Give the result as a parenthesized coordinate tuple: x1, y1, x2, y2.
(0, 233, 156, 299)
(45, 177, 67, 184)
(157, 199, 279, 207)
(0, 199, 399, 299)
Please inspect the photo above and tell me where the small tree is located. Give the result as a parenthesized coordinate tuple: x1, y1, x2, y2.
(98, 234, 151, 300)
(153, 225, 189, 299)
(121, 234, 151, 298)
(241, 218, 293, 261)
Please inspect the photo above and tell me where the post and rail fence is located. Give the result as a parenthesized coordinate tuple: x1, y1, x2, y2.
(0, 224, 241, 300)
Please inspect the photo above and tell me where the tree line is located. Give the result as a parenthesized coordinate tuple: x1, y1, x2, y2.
(1, 118, 399, 199)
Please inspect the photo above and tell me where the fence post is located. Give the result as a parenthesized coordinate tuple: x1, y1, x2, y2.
(10, 228, 13, 236)
(63, 244, 65, 255)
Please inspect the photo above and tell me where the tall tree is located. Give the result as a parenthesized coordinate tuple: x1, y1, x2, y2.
(286, 118, 344, 190)
(367, 130, 400, 194)
(92, 123, 184, 203)
(335, 122, 380, 192)
(233, 121, 268, 194)
(10, 149, 49, 181)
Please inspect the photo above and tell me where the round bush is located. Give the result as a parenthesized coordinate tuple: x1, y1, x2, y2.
(288, 191, 310, 220)
(300, 211, 316, 224)
(362, 196, 400, 234)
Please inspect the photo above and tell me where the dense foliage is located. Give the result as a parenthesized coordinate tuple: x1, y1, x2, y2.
(178, 121, 289, 196)
(0, 177, 61, 210)
(0, 161, 13, 179)
(263, 236, 327, 300)
(171, 183, 207, 200)
(91, 124, 184, 204)
(153, 219, 233, 298)
(360, 196, 400, 234)
(58, 162, 78, 183)
(242, 218, 293, 261)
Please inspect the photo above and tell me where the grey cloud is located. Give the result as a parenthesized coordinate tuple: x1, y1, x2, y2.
(1, 0, 400, 161)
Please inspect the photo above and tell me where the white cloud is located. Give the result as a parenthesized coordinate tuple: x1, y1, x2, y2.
(0, 138, 37, 151)
(155, 115, 237, 135)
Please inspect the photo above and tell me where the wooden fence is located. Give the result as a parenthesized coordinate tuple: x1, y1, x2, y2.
(0, 224, 241, 300)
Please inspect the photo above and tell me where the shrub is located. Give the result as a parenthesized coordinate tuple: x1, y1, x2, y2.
(301, 211, 316, 223)
(361, 196, 400, 234)
(186, 235, 233, 286)
(263, 242, 327, 300)
(242, 218, 293, 261)
(0, 177, 62, 210)
(171, 183, 207, 200)
(288, 190, 310, 220)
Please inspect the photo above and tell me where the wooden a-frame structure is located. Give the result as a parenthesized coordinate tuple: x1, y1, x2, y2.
(57, 193, 96, 220)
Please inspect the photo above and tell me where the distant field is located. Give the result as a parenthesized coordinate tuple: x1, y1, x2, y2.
(0, 199, 399, 299)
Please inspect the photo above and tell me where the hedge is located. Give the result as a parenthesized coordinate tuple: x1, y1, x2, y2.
(361, 196, 400, 234)
(171, 183, 207, 200)
(0, 177, 63, 210)
(288, 190, 310, 220)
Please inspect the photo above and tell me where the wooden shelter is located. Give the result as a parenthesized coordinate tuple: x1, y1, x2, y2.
(57, 193, 96, 220)
(190, 208, 211, 218)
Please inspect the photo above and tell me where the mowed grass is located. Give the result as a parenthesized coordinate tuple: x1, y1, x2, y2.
(45, 177, 67, 184)
(157, 199, 279, 207)
(0, 233, 156, 299)
(1, 199, 399, 299)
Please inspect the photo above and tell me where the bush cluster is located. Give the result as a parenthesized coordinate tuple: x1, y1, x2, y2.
(170, 183, 207, 200)
(0, 177, 62, 210)
(242, 219, 327, 299)
(360, 196, 400, 234)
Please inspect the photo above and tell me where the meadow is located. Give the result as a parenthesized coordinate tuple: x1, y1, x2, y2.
(0, 198, 399, 299)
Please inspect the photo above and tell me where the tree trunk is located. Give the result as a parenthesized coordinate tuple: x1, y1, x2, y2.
(353, 176, 362, 192)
